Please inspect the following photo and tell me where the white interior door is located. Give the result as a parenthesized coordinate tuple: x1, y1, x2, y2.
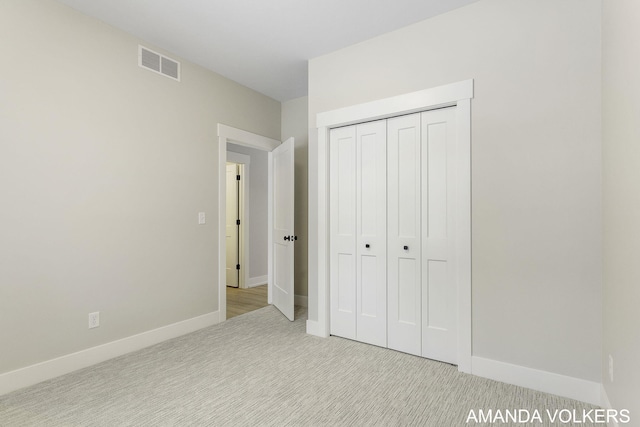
(421, 107, 458, 364)
(225, 163, 239, 288)
(269, 137, 295, 321)
(387, 113, 422, 357)
(329, 126, 357, 339)
(330, 121, 387, 347)
(356, 120, 387, 347)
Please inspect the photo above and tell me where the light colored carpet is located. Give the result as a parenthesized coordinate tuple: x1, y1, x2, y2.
(0, 306, 602, 426)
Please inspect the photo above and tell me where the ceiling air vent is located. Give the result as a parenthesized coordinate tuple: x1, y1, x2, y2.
(138, 45, 180, 81)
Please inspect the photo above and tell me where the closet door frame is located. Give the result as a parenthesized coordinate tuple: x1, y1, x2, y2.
(310, 79, 473, 374)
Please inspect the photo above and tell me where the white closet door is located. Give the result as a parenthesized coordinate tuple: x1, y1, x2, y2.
(356, 120, 387, 347)
(387, 113, 422, 356)
(421, 108, 458, 364)
(330, 126, 357, 339)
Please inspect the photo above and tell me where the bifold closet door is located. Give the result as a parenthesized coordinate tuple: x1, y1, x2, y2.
(387, 113, 422, 357)
(329, 108, 460, 362)
(330, 126, 357, 340)
(355, 121, 387, 347)
(330, 121, 387, 346)
(421, 107, 458, 364)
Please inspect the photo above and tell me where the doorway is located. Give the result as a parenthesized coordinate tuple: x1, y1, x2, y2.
(225, 161, 242, 289)
(224, 148, 270, 318)
(217, 124, 296, 322)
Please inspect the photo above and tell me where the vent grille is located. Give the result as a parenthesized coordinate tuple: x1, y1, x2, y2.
(161, 56, 179, 79)
(140, 47, 160, 72)
(138, 46, 180, 81)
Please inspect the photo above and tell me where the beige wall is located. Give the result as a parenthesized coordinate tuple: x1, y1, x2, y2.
(602, 0, 640, 415)
(0, 0, 280, 374)
(309, 0, 602, 381)
(281, 97, 309, 297)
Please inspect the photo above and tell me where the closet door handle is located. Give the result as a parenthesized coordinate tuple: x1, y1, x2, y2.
(403, 245, 409, 250)
(284, 236, 290, 241)
(365, 244, 370, 249)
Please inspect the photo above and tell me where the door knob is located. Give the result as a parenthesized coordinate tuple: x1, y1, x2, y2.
(284, 236, 290, 241)
(294, 236, 298, 241)
(403, 245, 409, 250)
(365, 244, 370, 249)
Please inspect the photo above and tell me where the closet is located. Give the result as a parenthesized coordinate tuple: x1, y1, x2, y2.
(329, 107, 458, 365)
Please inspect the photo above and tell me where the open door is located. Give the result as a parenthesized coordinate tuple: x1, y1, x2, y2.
(225, 163, 240, 288)
(269, 137, 295, 320)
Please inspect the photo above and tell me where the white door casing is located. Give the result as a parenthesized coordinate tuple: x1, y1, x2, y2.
(269, 137, 296, 321)
(218, 124, 282, 322)
(387, 113, 422, 357)
(311, 80, 473, 373)
(225, 163, 239, 288)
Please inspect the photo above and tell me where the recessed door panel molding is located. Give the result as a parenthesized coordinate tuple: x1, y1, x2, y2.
(421, 107, 458, 364)
(274, 150, 290, 232)
(337, 253, 356, 313)
(337, 136, 356, 236)
(397, 127, 419, 238)
(387, 113, 422, 357)
(426, 122, 448, 242)
(426, 260, 448, 328)
(355, 120, 387, 347)
(397, 258, 418, 324)
(359, 255, 378, 316)
(330, 126, 357, 339)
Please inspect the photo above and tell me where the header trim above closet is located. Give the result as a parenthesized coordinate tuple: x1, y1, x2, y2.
(316, 79, 473, 129)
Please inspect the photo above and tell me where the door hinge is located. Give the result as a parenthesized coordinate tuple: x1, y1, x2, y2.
(236, 264, 240, 270)
(236, 175, 241, 181)
(236, 219, 241, 225)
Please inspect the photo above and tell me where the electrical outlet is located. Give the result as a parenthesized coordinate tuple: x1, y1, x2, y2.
(88, 312, 100, 329)
(608, 354, 614, 382)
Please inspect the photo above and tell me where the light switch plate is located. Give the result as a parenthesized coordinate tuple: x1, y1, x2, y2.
(198, 212, 206, 225)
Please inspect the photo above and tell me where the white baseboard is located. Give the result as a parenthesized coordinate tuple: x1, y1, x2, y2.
(0, 310, 220, 397)
(306, 319, 328, 337)
(295, 294, 308, 307)
(471, 356, 601, 406)
(247, 275, 268, 288)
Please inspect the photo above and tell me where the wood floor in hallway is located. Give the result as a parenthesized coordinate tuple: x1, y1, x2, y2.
(226, 284, 268, 319)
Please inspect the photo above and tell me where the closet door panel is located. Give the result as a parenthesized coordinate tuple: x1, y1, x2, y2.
(387, 113, 422, 356)
(421, 107, 457, 364)
(330, 126, 357, 340)
(356, 121, 387, 347)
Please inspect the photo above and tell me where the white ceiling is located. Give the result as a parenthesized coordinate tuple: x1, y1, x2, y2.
(55, 0, 479, 101)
